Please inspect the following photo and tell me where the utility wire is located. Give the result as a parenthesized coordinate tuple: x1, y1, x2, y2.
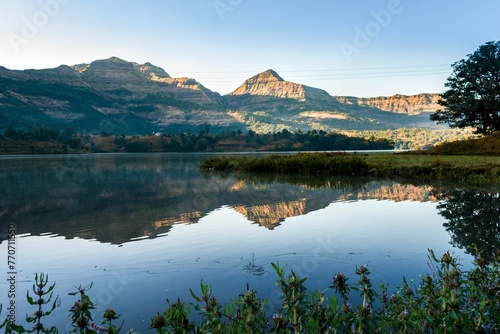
(196, 71, 451, 83)
(168, 64, 451, 83)
(169, 64, 451, 74)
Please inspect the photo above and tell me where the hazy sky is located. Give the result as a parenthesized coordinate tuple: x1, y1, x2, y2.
(1, 1, 498, 97)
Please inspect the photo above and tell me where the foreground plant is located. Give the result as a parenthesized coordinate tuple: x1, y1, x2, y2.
(150, 298, 195, 334)
(272, 263, 307, 333)
(26, 274, 59, 334)
(225, 284, 268, 333)
(100, 309, 126, 334)
(68, 283, 95, 334)
(0, 276, 130, 334)
(68, 284, 134, 334)
(0, 273, 58, 334)
(3, 249, 500, 333)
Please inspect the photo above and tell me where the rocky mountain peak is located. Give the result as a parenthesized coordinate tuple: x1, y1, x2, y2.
(229, 69, 295, 97)
(228, 69, 336, 104)
(71, 57, 131, 74)
(134, 62, 170, 79)
(247, 69, 284, 84)
(72, 57, 171, 81)
(88, 56, 133, 70)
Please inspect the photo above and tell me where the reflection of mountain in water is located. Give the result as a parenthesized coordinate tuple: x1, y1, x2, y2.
(356, 183, 438, 202)
(0, 154, 349, 243)
(154, 211, 204, 227)
(1, 154, 495, 249)
(152, 183, 438, 231)
(233, 199, 307, 229)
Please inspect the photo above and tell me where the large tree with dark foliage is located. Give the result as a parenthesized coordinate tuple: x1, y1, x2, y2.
(431, 41, 500, 134)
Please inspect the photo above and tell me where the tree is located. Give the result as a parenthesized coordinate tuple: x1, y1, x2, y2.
(430, 41, 500, 134)
(4, 124, 18, 138)
(194, 138, 209, 151)
(64, 126, 75, 139)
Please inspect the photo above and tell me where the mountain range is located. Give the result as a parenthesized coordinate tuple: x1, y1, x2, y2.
(0, 57, 443, 134)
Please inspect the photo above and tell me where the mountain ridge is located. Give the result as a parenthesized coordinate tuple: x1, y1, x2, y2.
(0, 57, 443, 134)
(335, 93, 441, 115)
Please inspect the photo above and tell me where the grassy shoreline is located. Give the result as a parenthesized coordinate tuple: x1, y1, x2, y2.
(200, 153, 500, 186)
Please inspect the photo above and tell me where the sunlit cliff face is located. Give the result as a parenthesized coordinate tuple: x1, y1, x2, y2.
(0, 57, 442, 134)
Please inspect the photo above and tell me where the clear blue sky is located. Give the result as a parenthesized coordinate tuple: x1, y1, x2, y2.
(1, 0, 498, 97)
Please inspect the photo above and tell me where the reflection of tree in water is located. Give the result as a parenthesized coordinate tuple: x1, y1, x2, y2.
(433, 188, 500, 262)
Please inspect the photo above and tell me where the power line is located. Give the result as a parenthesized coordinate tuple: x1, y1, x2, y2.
(166, 64, 452, 83)
(169, 64, 451, 75)
(279, 64, 450, 73)
(193, 69, 450, 80)
(295, 71, 451, 81)
(196, 71, 451, 83)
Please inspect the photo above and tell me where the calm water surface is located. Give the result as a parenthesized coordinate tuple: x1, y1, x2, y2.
(0, 153, 498, 332)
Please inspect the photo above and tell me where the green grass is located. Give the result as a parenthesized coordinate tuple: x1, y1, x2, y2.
(366, 154, 500, 166)
(365, 154, 500, 185)
(200, 153, 500, 186)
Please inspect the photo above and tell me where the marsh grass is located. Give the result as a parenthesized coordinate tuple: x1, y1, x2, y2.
(365, 155, 500, 185)
(200, 153, 368, 175)
(201, 153, 500, 186)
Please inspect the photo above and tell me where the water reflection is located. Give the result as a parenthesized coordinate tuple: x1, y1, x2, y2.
(432, 188, 500, 262)
(0, 153, 498, 257)
(1, 153, 497, 333)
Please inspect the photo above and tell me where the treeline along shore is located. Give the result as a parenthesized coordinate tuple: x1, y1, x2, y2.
(0, 125, 477, 155)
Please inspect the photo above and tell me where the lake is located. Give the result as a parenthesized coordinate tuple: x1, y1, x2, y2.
(0, 153, 498, 333)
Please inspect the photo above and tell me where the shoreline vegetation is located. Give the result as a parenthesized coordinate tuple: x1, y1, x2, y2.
(201, 153, 500, 186)
(200, 133, 500, 186)
(1, 250, 499, 333)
